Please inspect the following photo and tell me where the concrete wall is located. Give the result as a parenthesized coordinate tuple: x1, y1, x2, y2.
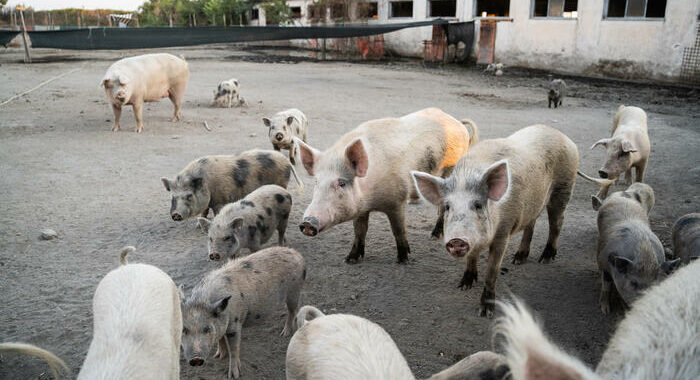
(494, 1, 699, 81)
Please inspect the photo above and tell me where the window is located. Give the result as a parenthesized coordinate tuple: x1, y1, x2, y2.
(390, 1, 413, 18)
(358, 2, 379, 19)
(533, 0, 578, 18)
(331, 3, 347, 20)
(476, 0, 510, 17)
(605, 0, 667, 18)
(251, 8, 259, 20)
(429, 0, 456, 17)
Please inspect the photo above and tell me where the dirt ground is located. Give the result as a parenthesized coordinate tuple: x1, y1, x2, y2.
(0, 44, 698, 380)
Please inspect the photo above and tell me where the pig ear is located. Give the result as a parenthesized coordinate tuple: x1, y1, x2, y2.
(161, 177, 172, 192)
(592, 196, 603, 211)
(118, 74, 130, 85)
(296, 138, 321, 176)
(590, 138, 611, 150)
(262, 117, 271, 127)
(101, 77, 110, 87)
(611, 256, 633, 274)
(411, 171, 444, 206)
(661, 258, 681, 275)
(481, 160, 510, 202)
(344, 138, 369, 178)
(197, 217, 211, 233)
(286, 116, 295, 126)
(621, 139, 637, 153)
(231, 217, 244, 231)
(210, 295, 231, 317)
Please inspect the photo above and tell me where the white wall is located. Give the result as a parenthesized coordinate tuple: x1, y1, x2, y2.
(494, 0, 699, 81)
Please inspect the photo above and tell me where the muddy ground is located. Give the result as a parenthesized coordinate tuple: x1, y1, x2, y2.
(0, 44, 698, 379)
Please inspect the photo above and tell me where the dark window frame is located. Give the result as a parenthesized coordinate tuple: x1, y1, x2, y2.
(428, 0, 457, 18)
(531, 0, 578, 19)
(603, 0, 667, 19)
(474, 0, 511, 18)
(358, 2, 379, 20)
(390, 1, 414, 18)
(290, 6, 302, 19)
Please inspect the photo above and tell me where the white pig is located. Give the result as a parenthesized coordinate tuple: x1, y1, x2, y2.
(78, 247, 182, 380)
(412, 125, 578, 317)
(590, 105, 650, 198)
(287, 306, 510, 380)
(496, 260, 700, 380)
(101, 53, 189, 133)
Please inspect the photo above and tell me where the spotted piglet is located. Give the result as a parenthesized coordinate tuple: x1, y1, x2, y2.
(262, 108, 308, 165)
(198, 185, 292, 261)
(181, 246, 306, 379)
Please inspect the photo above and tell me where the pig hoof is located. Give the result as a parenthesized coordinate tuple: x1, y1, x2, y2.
(512, 251, 529, 264)
(479, 305, 495, 318)
(112, 125, 120, 132)
(479, 289, 495, 318)
(458, 270, 477, 290)
(345, 256, 362, 264)
(537, 244, 557, 263)
(600, 302, 610, 315)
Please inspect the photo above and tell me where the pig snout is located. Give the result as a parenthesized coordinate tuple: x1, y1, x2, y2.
(209, 252, 221, 261)
(275, 132, 284, 142)
(189, 357, 205, 366)
(446, 238, 470, 258)
(598, 170, 609, 179)
(171, 212, 183, 221)
(300, 217, 319, 237)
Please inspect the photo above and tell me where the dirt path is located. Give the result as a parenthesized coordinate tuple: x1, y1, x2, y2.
(0, 45, 698, 379)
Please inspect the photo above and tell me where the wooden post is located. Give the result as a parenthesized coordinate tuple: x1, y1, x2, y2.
(193, 13, 197, 26)
(17, 7, 31, 63)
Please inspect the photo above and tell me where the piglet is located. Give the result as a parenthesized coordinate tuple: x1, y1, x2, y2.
(263, 108, 309, 165)
(213, 78, 243, 108)
(198, 184, 292, 261)
(547, 78, 566, 108)
(672, 213, 700, 264)
(101, 53, 189, 133)
(593, 183, 679, 314)
(181, 246, 306, 379)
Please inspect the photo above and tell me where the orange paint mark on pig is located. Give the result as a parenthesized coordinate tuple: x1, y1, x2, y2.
(418, 108, 471, 169)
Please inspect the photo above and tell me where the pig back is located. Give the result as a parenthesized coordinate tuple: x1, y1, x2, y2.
(112, 53, 189, 102)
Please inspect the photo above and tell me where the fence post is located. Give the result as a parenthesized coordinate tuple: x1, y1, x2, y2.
(17, 7, 31, 63)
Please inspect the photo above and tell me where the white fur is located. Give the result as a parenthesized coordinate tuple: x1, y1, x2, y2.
(286, 307, 414, 380)
(497, 260, 700, 380)
(78, 248, 182, 380)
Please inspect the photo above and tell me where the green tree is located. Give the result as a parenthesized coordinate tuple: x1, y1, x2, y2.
(262, 0, 290, 25)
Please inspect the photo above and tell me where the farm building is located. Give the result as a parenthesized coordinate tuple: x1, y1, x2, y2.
(251, 0, 699, 83)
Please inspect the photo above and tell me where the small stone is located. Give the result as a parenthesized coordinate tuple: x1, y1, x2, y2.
(249, 133, 257, 138)
(40, 229, 57, 240)
(171, 135, 181, 139)
(350, 294, 356, 301)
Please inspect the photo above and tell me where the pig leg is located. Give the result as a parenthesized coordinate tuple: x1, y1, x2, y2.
(230, 323, 242, 379)
(111, 104, 122, 132)
(548, 98, 552, 108)
(288, 148, 297, 165)
(431, 204, 445, 240)
(345, 212, 369, 263)
(281, 288, 301, 337)
(600, 272, 612, 315)
(623, 168, 633, 186)
(215, 335, 229, 359)
(512, 221, 536, 264)
(459, 253, 479, 290)
(387, 206, 410, 263)
(132, 100, 144, 133)
(635, 159, 647, 182)
(169, 83, 185, 122)
(277, 216, 288, 246)
(481, 236, 509, 318)
(538, 185, 572, 263)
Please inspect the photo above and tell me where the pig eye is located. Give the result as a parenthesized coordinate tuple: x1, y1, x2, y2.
(444, 203, 450, 212)
(203, 326, 211, 334)
(473, 201, 483, 211)
(619, 151, 630, 158)
(337, 179, 347, 188)
(630, 280, 640, 289)
(186, 194, 193, 201)
(223, 235, 231, 241)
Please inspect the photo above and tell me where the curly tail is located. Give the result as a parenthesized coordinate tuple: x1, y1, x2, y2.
(461, 119, 479, 146)
(119, 246, 136, 266)
(0, 342, 69, 379)
(296, 305, 325, 329)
